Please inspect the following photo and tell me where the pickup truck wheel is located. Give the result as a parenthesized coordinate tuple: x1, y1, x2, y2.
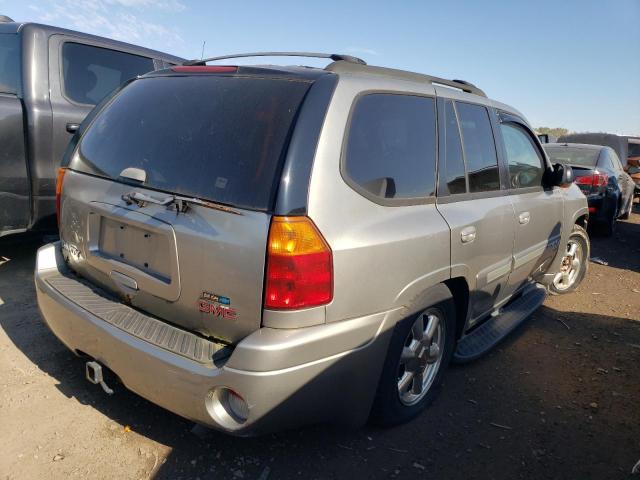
(549, 224, 589, 295)
(370, 297, 455, 426)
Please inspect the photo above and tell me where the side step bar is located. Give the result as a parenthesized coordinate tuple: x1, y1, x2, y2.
(453, 285, 547, 363)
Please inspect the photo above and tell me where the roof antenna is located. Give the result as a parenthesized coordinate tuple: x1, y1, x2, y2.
(200, 41, 206, 60)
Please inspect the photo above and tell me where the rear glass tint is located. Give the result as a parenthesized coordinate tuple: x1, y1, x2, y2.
(543, 146, 600, 168)
(72, 75, 311, 210)
(0, 34, 19, 94)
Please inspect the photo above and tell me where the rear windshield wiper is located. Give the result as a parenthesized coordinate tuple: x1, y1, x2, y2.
(121, 191, 241, 215)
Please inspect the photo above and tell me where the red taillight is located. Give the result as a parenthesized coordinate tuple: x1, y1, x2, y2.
(588, 206, 597, 213)
(55, 167, 66, 226)
(170, 65, 237, 73)
(575, 173, 608, 188)
(264, 216, 333, 310)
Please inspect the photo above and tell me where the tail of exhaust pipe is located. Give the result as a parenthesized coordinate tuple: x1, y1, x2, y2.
(85, 361, 114, 395)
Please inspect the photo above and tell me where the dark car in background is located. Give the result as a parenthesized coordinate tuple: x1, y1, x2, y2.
(557, 132, 640, 197)
(544, 143, 635, 235)
(0, 16, 184, 238)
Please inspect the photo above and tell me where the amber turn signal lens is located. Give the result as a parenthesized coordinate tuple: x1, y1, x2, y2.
(264, 216, 333, 310)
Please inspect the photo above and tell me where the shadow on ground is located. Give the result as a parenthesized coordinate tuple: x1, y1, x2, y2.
(1, 233, 639, 479)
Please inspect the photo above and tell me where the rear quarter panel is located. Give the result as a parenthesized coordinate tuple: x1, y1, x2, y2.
(307, 75, 451, 324)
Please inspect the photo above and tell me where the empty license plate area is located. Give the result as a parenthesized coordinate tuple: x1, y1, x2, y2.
(98, 216, 171, 282)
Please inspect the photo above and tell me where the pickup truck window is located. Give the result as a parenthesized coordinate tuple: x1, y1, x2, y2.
(0, 34, 19, 94)
(62, 42, 154, 105)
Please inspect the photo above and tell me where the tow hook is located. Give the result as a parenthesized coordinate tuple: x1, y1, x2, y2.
(85, 361, 114, 395)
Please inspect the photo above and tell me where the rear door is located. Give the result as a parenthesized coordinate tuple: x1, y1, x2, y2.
(61, 73, 314, 343)
(495, 115, 563, 293)
(48, 35, 157, 173)
(436, 98, 515, 327)
(0, 33, 29, 234)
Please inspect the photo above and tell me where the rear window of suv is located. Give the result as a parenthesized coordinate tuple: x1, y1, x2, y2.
(71, 75, 312, 210)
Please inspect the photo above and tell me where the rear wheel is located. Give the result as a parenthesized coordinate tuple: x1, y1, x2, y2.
(549, 224, 589, 295)
(370, 296, 455, 426)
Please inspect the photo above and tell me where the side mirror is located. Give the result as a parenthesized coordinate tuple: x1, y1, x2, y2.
(66, 123, 80, 134)
(550, 163, 574, 187)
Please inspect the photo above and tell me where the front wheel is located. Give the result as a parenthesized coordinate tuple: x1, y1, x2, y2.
(370, 297, 455, 426)
(549, 224, 590, 295)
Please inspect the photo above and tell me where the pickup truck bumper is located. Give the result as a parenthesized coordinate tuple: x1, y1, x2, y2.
(35, 242, 395, 435)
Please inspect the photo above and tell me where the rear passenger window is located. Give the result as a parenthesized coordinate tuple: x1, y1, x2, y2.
(443, 100, 466, 194)
(456, 102, 500, 193)
(344, 94, 437, 200)
(0, 34, 19, 94)
(62, 43, 155, 105)
(500, 123, 544, 189)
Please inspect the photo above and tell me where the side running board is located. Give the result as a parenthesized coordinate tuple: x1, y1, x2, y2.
(453, 285, 547, 363)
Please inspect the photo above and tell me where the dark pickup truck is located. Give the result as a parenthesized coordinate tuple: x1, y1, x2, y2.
(0, 17, 183, 237)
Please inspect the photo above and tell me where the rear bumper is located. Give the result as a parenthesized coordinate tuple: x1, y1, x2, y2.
(35, 243, 395, 435)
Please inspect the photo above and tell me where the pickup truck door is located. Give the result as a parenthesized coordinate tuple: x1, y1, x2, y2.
(48, 35, 159, 176)
(495, 114, 563, 295)
(0, 32, 29, 235)
(0, 93, 29, 234)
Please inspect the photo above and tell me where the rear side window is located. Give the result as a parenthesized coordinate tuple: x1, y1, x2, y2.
(0, 34, 19, 94)
(344, 93, 437, 200)
(62, 42, 155, 105)
(500, 123, 544, 189)
(72, 75, 312, 210)
(443, 100, 466, 194)
(456, 102, 500, 193)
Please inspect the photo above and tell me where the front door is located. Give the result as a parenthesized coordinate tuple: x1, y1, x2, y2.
(495, 116, 563, 294)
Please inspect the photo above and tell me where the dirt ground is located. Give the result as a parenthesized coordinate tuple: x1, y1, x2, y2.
(1, 207, 639, 480)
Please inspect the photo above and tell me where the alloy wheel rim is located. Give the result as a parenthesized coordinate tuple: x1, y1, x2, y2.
(552, 239, 583, 291)
(397, 310, 444, 406)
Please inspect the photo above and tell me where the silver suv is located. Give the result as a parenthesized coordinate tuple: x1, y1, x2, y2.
(35, 52, 589, 435)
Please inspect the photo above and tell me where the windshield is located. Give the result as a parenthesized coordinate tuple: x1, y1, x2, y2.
(0, 33, 19, 94)
(543, 145, 600, 168)
(71, 75, 312, 210)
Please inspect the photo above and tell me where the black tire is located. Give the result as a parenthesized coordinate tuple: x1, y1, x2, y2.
(548, 224, 590, 295)
(370, 295, 455, 427)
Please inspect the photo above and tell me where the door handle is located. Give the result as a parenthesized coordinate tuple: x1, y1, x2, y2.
(518, 212, 531, 225)
(460, 226, 476, 244)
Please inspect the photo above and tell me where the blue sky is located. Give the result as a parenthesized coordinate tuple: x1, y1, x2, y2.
(3, 0, 639, 134)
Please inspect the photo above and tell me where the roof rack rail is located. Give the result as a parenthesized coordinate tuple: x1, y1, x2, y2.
(432, 78, 486, 97)
(183, 52, 367, 67)
(325, 62, 487, 97)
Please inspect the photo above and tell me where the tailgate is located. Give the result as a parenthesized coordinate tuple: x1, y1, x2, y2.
(60, 171, 270, 343)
